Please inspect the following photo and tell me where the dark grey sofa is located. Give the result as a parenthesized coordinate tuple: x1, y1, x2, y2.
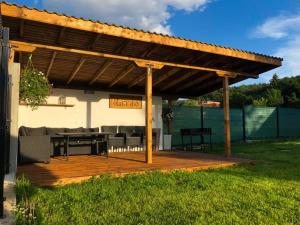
(19, 126, 51, 164)
(19, 126, 100, 164)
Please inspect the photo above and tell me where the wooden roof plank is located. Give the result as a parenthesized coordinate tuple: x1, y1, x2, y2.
(1, 2, 282, 66)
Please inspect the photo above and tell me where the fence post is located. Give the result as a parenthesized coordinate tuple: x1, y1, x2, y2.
(242, 105, 246, 142)
(200, 106, 204, 144)
(276, 107, 280, 138)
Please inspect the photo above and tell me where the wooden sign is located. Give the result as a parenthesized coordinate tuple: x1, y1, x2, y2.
(109, 94, 142, 109)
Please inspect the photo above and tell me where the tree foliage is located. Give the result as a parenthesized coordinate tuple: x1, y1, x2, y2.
(198, 74, 300, 108)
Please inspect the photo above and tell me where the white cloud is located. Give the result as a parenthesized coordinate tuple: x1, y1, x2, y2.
(42, 0, 210, 34)
(252, 13, 300, 80)
(274, 36, 300, 76)
(253, 14, 300, 39)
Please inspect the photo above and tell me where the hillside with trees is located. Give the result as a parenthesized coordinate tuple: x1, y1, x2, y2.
(178, 74, 300, 108)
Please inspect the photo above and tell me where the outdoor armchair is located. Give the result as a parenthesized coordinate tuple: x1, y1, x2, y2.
(101, 126, 125, 149)
(118, 126, 143, 149)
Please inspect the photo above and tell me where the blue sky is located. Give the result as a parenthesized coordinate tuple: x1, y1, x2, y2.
(8, 0, 300, 85)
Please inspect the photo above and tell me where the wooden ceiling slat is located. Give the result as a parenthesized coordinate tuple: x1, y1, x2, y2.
(88, 60, 113, 85)
(191, 78, 223, 96)
(109, 64, 136, 88)
(153, 68, 180, 87)
(88, 33, 101, 50)
(160, 70, 199, 91)
(56, 27, 66, 45)
(19, 19, 24, 37)
(153, 54, 203, 87)
(67, 56, 86, 84)
(174, 73, 214, 93)
(88, 39, 131, 85)
(46, 51, 56, 77)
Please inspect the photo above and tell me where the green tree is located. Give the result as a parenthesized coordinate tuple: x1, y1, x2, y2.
(264, 88, 284, 106)
(253, 97, 268, 106)
(270, 74, 280, 88)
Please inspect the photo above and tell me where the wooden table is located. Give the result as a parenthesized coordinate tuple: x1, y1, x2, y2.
(56, 132, 111, 160)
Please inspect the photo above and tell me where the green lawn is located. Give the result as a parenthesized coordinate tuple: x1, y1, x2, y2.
(16, 140, 300, 225)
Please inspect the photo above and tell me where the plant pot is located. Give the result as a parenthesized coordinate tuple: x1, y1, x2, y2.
(163, 134, 172, 150)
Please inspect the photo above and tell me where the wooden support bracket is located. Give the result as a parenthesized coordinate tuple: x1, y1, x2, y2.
(135, 61, 164, 70)
(11, 43, 36, 52)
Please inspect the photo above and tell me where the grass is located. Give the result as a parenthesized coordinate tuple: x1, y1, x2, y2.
(16, 140, 300, 225)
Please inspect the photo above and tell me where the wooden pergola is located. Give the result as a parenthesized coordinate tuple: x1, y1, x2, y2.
(2, 2, 282, 163)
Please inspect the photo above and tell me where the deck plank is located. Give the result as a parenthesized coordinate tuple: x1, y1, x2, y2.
(17, 151, 248, 186)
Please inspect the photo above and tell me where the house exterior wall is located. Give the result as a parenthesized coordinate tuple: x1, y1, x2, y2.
(18, 88, 163, 149)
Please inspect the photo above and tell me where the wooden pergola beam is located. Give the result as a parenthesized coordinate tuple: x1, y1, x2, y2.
(1, 2, 282, 66)
(67, 56, 86, 84)
(11, 40, 256, 78)
(109, 64, 136, 87)
(46, 51, 56, 77)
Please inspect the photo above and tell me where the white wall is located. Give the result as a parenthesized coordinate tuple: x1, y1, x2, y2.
(18, 88, 163, 149)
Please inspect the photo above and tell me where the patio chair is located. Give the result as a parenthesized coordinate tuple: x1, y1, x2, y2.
(118, 126, 143, 151)
(101, 126, 125, 151)
(135, 126, 160, 151)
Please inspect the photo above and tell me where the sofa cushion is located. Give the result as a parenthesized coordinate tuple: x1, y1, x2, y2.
(26, 127, 46, 136)
(66, 127, 83, 133)
(119, 126, 135, 136)
(46, 127, 66, 135)
(89, 127, 99, 132)
(19, 126, 27, 136)
(82, 127, 99, 133)
(101, 126, 117, 133)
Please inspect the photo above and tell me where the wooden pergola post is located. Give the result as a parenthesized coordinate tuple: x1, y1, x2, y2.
(223, 76, 231, 157)
(145, 65, 153, 164)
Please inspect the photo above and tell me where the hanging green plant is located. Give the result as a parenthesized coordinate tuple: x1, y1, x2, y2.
(19, 55, 51, 110)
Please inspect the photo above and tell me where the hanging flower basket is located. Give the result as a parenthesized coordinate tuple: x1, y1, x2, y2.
(19, 55, 51, 110)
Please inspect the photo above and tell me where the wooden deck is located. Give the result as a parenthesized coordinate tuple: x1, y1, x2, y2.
(17, 151, 248, 186)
